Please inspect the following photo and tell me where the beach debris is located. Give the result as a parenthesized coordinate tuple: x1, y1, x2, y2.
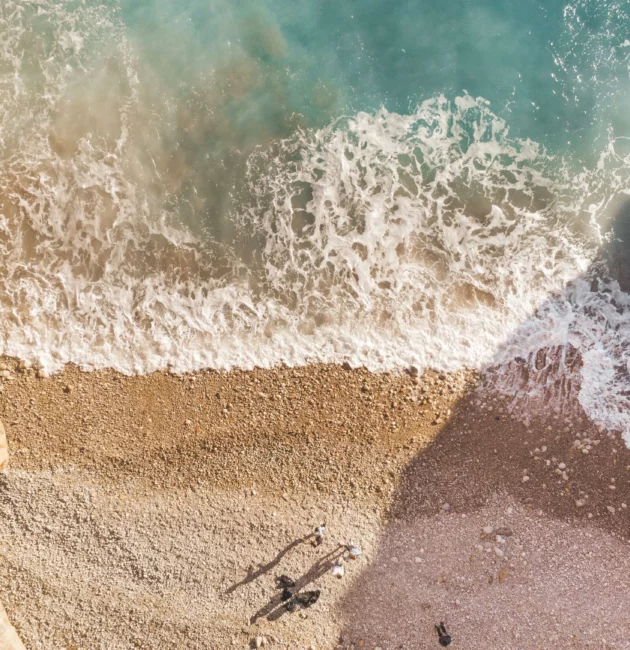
(0, 420, 8, 471)
(441, 503, 451, 512)
(331, 561, 345, 579)
(494, 527, 513, 537)
(253, 635, 266, 648)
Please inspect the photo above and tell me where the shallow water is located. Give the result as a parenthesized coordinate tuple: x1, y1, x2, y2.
(0, 0, 629, 439)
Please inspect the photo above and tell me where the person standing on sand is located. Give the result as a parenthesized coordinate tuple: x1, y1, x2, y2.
(313, 525, 326, 546)
(435, 622, 452, 646)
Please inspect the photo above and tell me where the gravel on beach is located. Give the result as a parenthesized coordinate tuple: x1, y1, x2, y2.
(0, 358, 629, 649)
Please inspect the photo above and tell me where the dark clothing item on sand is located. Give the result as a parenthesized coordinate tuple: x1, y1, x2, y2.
(276, 575, 296, 589)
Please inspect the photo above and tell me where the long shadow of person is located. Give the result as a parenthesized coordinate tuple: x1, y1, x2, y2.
(225, 533, 314, 594)
(251, 544, 346, 623)
(338, 201, 630, 649)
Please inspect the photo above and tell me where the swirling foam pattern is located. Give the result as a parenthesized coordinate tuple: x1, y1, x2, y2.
(0, 0, 629, 440)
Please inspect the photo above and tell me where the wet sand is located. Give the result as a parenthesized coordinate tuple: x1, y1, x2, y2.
(0, 358, 628, 649)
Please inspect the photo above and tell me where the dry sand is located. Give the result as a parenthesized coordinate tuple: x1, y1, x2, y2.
(0, 358, 628, 649)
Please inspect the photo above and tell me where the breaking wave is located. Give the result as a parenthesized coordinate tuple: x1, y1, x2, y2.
(1, 0, 630, 441)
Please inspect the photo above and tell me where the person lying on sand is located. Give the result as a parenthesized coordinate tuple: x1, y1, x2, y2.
(284, 590, 321, 612)
(435, 622, 452, 646)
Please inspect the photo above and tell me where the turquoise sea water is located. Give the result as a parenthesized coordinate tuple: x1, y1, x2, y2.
(1, 0, 630, 437)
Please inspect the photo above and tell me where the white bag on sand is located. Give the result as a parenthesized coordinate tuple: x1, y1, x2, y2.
(0, 602, 26, 650)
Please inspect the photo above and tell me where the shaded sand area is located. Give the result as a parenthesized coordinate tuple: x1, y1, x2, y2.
(341, 382, 630, 650)
(0, 358, 629, 649)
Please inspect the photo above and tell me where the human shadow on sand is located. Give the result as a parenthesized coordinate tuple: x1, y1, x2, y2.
(225, 533, 315, 594)
(250, 544, 347, 623)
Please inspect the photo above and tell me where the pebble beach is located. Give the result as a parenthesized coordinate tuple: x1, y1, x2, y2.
(0, 358, 628, 649)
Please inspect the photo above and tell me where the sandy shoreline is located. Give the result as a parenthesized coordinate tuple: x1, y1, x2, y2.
(0, 358, 629, 649)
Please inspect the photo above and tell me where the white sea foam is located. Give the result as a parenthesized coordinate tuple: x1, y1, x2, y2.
(1, 1, 630, 444)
